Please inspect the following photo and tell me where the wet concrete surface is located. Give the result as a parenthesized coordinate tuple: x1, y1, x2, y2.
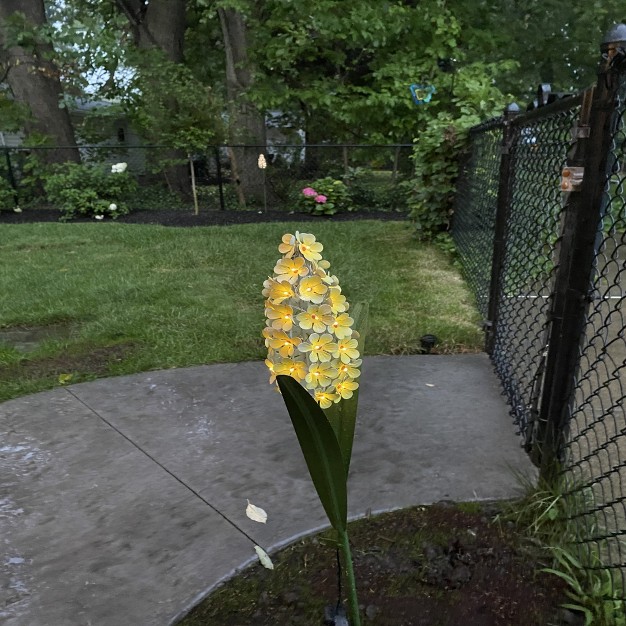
(0, 354, 534, 626)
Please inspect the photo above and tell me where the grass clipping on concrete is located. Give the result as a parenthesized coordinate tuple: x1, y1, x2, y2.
(0, 221, 482, 401)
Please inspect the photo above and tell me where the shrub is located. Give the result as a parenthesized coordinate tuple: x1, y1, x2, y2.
(0, 176, 16, 211)
(343, 167, 409, 212)
(195, 184, 240, 210)
(299, 177, 352, 215)
(406, 115, 477, 240)
(127, 183, 189, 210)
(44, 161, 137, 221)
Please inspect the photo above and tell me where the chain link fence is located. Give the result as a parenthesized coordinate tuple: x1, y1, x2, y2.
(452, 119, 502, 320)
(561, 68, 626, 599)
(0, 144, 413, 214)
(453, 31, 626, 606)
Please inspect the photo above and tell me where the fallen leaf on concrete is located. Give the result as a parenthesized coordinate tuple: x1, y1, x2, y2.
(254, 545, 274, 570)
(246, 500, 268, 523)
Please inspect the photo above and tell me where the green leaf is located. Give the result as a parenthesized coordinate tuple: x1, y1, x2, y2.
(323, 301, 369, 477)
(276, 375, 347, 532)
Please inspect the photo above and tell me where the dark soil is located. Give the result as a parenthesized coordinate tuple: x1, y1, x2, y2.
(4, 342, 133, 376)
(179, 502, 574, 626)
(0, 207, 409, 227)
(0, 341, 135, 392)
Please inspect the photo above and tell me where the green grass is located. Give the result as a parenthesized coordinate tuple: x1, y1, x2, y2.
(0, 220, 483, 401)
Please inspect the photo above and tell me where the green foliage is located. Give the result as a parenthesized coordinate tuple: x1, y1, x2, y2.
(432, 232, 460, 262)
(450, 0, 625, 102)
(344, 167, 409, 212)
(0, 10, 56, 51)
(496, 474, 626, 626)
(276, 366, 364, 624)
(299, 177, 352, 215)
(322, 302, 368, 477)
(0, 175, 16, 211)
(542, 548, 626, 626)
(0, 95, 29, 134)
(195, 184, 239, 210)
(252, 0, 467, 143)
(407, 116, 470, 239)
(407, 60, 510, 240)
(44, 162, 137, 220)
(125, 49, 224, 151)
(126, 184, 189, 211)
(494, 475, 565, 544)
(0, 144, 48, 209)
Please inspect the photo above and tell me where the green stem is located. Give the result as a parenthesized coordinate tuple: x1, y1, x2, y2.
(339, 529, 361, 626)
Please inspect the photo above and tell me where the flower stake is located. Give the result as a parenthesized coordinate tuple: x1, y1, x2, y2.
(263, 232, 368, 625)
(258, 153, 268, 213)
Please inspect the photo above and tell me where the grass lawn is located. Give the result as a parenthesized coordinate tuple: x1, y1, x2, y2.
(0, 220, 482, 402)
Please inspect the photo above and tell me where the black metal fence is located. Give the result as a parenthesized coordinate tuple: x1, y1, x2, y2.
(453, 28, 626, 603)
(0, 143, 413, 213)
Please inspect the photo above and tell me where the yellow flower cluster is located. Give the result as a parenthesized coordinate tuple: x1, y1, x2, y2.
(263, 232, 361, 408)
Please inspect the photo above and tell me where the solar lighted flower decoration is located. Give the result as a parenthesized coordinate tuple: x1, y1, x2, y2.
(263, 231, 368, 626)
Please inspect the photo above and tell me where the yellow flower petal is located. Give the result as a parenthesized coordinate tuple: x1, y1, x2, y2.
(298, 233, 323, 262)
(278, 233, 297, 257)
(274, 256, 309, 283)
(334, 379, 359, 399)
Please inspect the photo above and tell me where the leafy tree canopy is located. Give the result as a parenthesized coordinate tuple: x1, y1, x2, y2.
(4, 0, 625, 144)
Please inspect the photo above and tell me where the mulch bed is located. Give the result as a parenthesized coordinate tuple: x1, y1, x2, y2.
(179, 502, 572, 626)
(0, 208, 410, 227)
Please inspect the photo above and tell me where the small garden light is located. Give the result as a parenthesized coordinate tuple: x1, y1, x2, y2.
(420, 334, 438, 354)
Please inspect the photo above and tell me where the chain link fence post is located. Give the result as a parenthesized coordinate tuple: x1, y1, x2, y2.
(485, 103, 520, 353)
(536, 25, 626, 482)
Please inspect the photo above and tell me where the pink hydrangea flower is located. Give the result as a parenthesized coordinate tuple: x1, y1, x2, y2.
(314, 194, 327, 204)
(302, 187, 317, 197)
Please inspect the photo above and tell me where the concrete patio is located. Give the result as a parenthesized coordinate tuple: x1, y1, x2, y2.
(0, 354, 534, 625)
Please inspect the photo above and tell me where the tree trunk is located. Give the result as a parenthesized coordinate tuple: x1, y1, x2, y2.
(120, 0, 190, 195)
(125, 0, 186, 61)
(218, 7, 266, 207)
(0, 0, 79, 165)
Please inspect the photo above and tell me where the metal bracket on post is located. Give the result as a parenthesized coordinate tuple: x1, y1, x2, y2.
(560, 166, 585, 192)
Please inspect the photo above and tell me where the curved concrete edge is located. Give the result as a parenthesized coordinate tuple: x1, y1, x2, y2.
(1, 354, 534, 626)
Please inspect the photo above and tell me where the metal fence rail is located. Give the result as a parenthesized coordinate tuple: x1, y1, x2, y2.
(453, 25, 626, 606)
(0, 143, 413, 213)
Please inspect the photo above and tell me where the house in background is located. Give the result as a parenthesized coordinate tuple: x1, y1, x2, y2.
(0, 98, 147, 172)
